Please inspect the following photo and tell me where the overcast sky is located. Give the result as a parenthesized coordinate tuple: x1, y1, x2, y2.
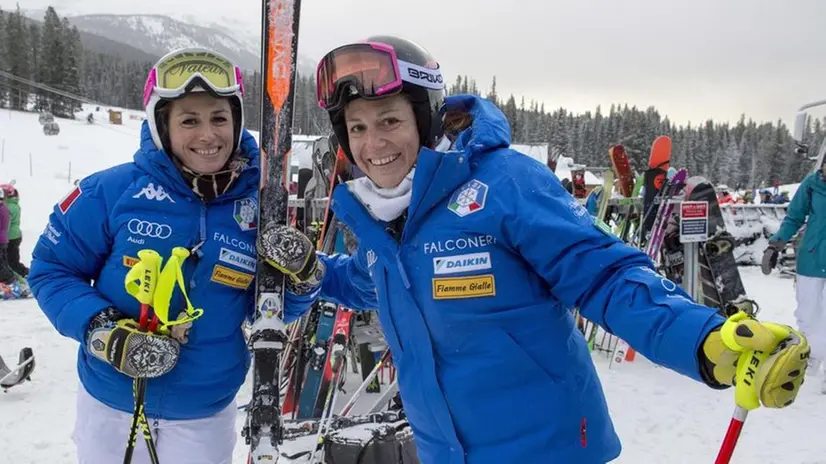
(20, 0, 826, 126)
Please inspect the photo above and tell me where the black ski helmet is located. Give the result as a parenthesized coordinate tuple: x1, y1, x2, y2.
(322, 35, 446, 163)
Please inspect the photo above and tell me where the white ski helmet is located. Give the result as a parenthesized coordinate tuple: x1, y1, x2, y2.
(143, 47, 245, 155)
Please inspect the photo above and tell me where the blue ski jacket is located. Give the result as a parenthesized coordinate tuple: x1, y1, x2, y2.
(285, 94, 726, 463)
(29, 122, 268, 420)
(771, 171, 826, 277)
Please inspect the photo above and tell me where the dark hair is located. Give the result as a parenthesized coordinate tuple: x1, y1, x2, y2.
(155, 100, 172, 153)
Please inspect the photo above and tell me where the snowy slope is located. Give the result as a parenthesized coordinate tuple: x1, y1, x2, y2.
(0, 108, 824, 463)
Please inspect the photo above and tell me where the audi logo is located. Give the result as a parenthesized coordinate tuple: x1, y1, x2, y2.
(127, 219, 172, 239)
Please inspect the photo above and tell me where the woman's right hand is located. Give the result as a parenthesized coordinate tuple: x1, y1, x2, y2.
(86, 308, 180, 378)
(761, 240, 785, 275)
(258, 223, 325, 294)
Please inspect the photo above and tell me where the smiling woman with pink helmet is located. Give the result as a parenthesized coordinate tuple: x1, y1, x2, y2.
(256, 35, 812, 464)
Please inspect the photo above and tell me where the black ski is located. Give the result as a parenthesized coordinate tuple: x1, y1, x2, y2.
(243, 0, 302, 462)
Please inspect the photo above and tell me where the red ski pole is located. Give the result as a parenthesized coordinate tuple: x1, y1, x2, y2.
(713, 313, 791, 464)
(714, 406, 747, 464)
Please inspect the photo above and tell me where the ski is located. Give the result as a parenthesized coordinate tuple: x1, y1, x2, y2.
(244, 0, 302, 462)
(645, 169, 687, 262)
(640, 135, 672, 246)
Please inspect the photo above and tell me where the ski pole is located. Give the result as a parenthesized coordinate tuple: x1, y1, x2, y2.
(339, 348, 391, 417)
(123, 249, 162, 464)
(714, 312, 790, 464)
(124, 246, 204, 464)
(309, 333, 348, 464)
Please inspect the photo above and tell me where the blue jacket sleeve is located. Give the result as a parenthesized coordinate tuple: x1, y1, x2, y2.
(28, 180, 115, 344)
(771, 174, 812, 243)
(282, 246, 378, 324)
(501, 160, 725, 382)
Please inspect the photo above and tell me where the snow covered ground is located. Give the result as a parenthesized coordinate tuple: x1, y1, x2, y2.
(1, 107, 824, 463)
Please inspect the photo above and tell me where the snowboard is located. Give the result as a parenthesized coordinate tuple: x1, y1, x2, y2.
(684, 176, 754, 317)
(606, 144, 636, 242)
(609, 145, 634, 198)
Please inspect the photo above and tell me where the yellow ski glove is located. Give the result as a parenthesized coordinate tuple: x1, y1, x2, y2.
(701, 313, 810, 408)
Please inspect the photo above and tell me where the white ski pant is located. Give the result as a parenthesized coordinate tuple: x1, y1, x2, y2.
(72, 384, 237, 464)
(795, 275, 826, 363)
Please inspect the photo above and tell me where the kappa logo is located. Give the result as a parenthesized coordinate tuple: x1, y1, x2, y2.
(234, 198, 257, 231)
(433, 252, 491, 275)
(447, 180, 488, 217)
(219, 247, 256, 273)
(133, 183, 175, 203)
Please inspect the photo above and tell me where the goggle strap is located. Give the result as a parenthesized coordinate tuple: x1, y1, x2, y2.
(397, 59, 445, 90)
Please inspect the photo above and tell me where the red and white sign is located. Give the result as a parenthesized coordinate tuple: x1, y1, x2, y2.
(680, 201, 709, 243)
(680, 201, 708, 219)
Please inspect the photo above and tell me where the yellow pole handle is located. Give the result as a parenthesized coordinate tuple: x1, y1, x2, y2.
(720, 312, 790, 411)
(152, 247, 204, 327)
(124, 249, 162, 305)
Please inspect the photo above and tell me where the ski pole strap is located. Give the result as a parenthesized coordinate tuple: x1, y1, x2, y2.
(152, 246, 204, 327)
(720, 312, 790, 411)
(124, 250, 162, 306)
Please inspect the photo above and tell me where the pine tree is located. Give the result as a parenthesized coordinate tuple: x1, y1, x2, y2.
(61, 19, 83, 115)
(503, 94, 518, 139)
(39, 7, 64, 115)
(28, 23, 42, 109)
(5, 7, 30, 110)
(0, 8, 7, 107)
(486, 76, 498, 107)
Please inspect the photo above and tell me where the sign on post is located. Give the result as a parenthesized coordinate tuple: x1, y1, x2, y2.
(680, 201, 708, 243)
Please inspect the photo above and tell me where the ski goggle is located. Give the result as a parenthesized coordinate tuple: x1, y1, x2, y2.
(143, 48, 244, 108)
(316, 42, 444, 112)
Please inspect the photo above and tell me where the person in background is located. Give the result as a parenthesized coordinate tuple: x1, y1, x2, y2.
(763, 165, 826, 379)
(0, 189, 16, 284)
(2, 184, 28, 277)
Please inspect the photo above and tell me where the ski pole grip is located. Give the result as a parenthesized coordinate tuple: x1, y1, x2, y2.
(721, 312, 790, 411)
(124, 249, 162, 305)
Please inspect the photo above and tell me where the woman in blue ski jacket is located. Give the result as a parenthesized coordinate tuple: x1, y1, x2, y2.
(258, 36, 811, 464)
(28, 48, 269, 463)
(257, 36, 813, 464)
